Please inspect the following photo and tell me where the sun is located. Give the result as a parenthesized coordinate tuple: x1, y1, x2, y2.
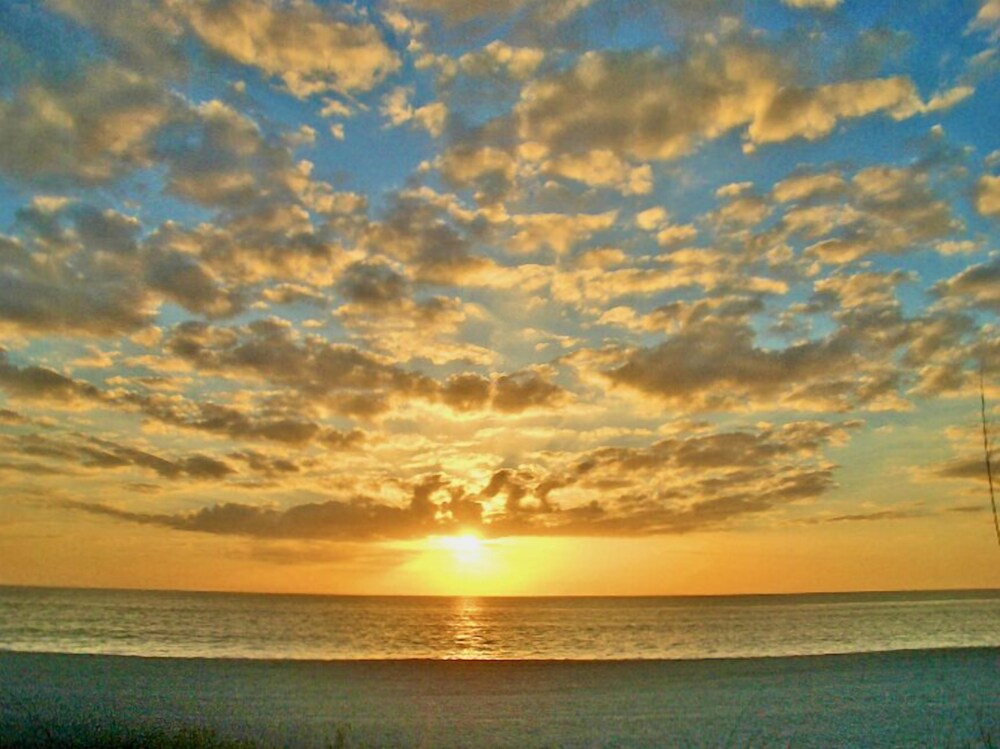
(435, 533, 486, 566)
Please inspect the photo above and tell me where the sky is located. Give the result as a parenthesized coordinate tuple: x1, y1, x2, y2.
(0, 0, 998, 597)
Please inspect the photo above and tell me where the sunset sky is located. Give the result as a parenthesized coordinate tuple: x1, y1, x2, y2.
(0, 0, 998, 596)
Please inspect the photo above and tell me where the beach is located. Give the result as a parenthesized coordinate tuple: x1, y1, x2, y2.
(1, 648, 997, 747)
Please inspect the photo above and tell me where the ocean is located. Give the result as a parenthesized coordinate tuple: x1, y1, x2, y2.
(1, 586, 998, 661)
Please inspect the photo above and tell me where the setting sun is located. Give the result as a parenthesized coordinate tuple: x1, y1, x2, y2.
(435, 534, 487, 566)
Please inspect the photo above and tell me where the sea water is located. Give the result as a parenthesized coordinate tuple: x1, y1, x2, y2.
(0, 586, 997, 661)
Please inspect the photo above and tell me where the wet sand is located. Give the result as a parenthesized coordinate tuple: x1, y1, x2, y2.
(1, 648, 998, 747)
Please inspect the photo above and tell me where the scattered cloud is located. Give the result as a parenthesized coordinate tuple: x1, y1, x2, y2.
(0, 63, 174, 184)
(781, 0, 842, 9)
(975, 174, 1000, 216)
(0, 0, 995, 573)
(515, 44, 933, 165)
(180, 0, 399, 97)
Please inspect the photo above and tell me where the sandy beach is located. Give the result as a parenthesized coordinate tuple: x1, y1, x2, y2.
(1, 648, 997, 747)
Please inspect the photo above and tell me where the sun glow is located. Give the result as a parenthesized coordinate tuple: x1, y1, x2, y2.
(436, 534, 486, 566)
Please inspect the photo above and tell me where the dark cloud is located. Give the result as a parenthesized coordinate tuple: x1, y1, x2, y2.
(824, 508, 921, 523)
(441, 371, 568, 413)
(0, 409, 27, 424)
(164, 319, 438, 414)
(366, 191, 491, 284)
(492, 371, 567, 412)
(0, 348, 364, 448)
(67, 493, 460, 541)
(0, 432, 233, 481)
(229, 450, 301, 477)
(164, 320, 567, 415)
(47, 0, 188, 78)
(441, 373, 493, 411)
(0, 351, 101, 402)
(932, 258, 1000, 313)
(336, 260, 410, 308)
(604, 319, 868, 411)
(0, 211, 154, 335)
(144, 249, 245, 318)
(932, 457, 990, 482)
(0, 458, 75, 476)
(120, 391, 328, 445)
(66, 420, 857, 539)
(0, 62, 175, 185)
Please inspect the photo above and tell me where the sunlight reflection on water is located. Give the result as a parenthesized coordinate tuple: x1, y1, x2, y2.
(446, 597, 490, 659)
(1, 588, 998, 661)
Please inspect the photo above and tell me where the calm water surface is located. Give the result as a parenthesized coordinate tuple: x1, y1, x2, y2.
(0, 586, 997, 661)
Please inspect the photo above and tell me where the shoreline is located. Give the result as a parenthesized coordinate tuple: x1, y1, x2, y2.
(2, 647, 998, 747)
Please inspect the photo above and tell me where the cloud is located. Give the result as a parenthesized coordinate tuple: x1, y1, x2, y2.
(931, 456, 989, 482)
(46, 0, 187, 77)
(932, 258, 1000, 313)
(601, 316, 906, 412)
(380, 86, 448, 137)
(67, 478, 482, 540)
(975, 175, 1000, 216)
(396, 0, 529, 24)
(655, 224, 698, 247)
(334, 258, 495, 365)
(68, 498, 429, 540)
(0, 91, 346, 328)
(811, 270, 913, 311)
(515, 44, 932, 164)
(541, 150, 652, 195)
(0, 346, 368, 448)
(229, 450, 300, 477)
(144, 248, 245, 318)
(0, 431, 233, 480)
(123, 390, 335, 444)
(747, 77, 920, 146)
(434, 145, 520, 208)
(364, 190, 493, 284)
(635, 207, 669, 232)
(0, 225, 154, 336)
(0, 198, 246, 335)
(509, 211, 617, 254)
(456, 41, 545, 81)
(64, 419, 856, 539)
(1, 0, 996, 560)
(0, 350, 102, 404)
(781, 0, 841, 9)
(0, 409, 28, 425)
(179, 0, 399, 97)
(336, 288, 494, 366)
(796, 165, 959, 263)
(163, 319, 563, 416)
(772, 170, 847, 203)
(823, 508, 920, 523)
(551, 240, 789, 310)
(158, 99, 271, 207)
(0, 63, 174, 184)
(163, 319, 437, 414)
(969, 0, 1000, 35)
(441, 371, 568, 413)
